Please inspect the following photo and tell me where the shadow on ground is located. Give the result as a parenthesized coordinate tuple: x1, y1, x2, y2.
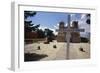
(24, 53, 48, 62)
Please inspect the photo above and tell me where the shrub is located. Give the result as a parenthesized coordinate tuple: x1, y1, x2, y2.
(53, 45, 57, 48)
(37, 46, 40, 50)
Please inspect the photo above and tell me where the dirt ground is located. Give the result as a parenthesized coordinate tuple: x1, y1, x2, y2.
(24, 40, 90, 61)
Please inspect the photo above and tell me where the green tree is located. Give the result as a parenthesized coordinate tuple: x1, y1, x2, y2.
(24, 11, 36, 19)
(86, 14, 90, 24)
(37, 29, 45, 38)
(24, 11, 40, 40)
(44, 28, 55, 42)
(24, 11, 40, 33)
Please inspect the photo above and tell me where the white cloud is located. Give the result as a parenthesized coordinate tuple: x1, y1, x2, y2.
(81, 14, 86, 20)
(39, 26, 48, 31)
(50, 28, 58, 35)
(54, 25, 58, 29)
(65, 23, 68, 27)
(57, 23, 59, 27)
(39, 25, 58, 35)
(78, 14, 90, 32)
(78, 17, 90, 38)
(71, 14, 76, 18)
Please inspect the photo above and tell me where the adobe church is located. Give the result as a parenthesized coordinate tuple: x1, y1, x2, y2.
(56, 21, 81, 43)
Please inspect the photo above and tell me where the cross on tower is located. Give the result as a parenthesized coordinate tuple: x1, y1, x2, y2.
(56, 15, 84, 59)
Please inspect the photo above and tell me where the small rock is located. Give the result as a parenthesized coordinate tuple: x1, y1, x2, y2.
(37, 46, 40, 50)
(53, 45, 57, 48)
(79, 47, 85, 52)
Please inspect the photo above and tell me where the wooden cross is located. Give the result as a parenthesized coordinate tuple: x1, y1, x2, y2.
(56, 15, 84, 59)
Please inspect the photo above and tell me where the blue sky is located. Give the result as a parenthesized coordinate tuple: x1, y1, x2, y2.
(26, 11, 90, 38)
(27, 11, 82, 29)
